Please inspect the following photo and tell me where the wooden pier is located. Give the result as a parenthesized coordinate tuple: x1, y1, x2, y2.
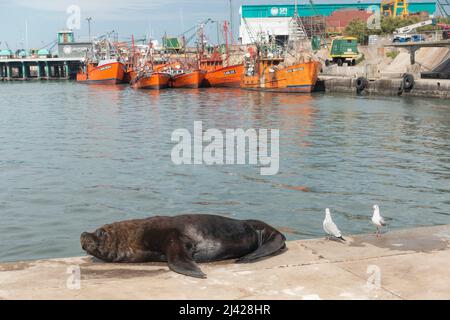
(0, 57, 84, 81)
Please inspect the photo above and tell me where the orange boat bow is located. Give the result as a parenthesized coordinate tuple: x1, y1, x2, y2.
(77, 61, 125, 84)
(131, 72, 171, 90)
(204, 64, 244, 88)
(170, 70, 206, 88)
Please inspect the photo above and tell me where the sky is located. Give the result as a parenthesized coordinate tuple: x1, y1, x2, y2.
(0, 0, 441, 51)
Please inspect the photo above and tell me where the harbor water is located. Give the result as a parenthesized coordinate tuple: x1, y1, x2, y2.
(0, 82, 449, 262)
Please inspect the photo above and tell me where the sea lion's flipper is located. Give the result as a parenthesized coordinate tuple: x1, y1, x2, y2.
(236, 229, 286, 263)
(166, 234, 206, 279)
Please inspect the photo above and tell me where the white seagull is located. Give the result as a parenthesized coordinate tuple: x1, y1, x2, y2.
(371, 204, 386, 237)
(323, 208, 345, 241)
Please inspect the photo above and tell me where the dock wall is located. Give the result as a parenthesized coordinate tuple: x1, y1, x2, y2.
(320, 76, 450, 99)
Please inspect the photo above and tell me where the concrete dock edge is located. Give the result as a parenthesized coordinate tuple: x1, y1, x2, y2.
(1, 224, 449, 300)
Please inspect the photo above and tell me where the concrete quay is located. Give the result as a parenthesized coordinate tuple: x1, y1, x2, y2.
(319, 76, 450, 99)
(0, 224, 449, 300)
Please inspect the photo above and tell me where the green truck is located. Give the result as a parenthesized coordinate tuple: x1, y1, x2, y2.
(325, 37, 359, 67)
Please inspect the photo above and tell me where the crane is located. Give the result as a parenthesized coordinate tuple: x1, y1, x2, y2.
(393, 19, 436, 42)
(394, 19, 436, 34)
(437, 0, 450, 17)
(242, 17, 258, 45)
(179, 18, 213, 46)
(309, 0, 320, 16)
(381, 0, 409, 18)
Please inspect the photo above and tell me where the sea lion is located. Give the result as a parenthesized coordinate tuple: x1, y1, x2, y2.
(80, 214, 286, 278)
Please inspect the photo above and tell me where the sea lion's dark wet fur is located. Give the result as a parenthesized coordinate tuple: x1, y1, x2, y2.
(80, 214, 286, 278)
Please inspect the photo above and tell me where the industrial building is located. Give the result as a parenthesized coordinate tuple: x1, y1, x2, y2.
(238, 1, 438, 44)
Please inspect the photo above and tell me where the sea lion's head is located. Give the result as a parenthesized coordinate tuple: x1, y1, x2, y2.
(80, 226, 115, 261)
(81, 222, 139, 262)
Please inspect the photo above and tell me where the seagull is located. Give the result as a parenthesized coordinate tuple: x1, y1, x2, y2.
(371, 204, 386, 237)
(323, 208, 345, 241)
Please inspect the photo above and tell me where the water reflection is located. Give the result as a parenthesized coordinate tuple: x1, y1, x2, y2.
(0, 83, 449, 262)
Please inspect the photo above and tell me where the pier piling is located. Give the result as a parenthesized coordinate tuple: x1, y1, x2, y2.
(0, 57, 83, 81)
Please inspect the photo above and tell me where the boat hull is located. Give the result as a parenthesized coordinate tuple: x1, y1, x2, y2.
(170, 70, 205, 88)
(131, 72, 171, 90)
(77, 62, 125, 84)
(204, 64, 244, 88)
(241, 61, 321, 93)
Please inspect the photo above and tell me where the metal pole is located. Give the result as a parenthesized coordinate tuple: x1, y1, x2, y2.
(86, 17, 92, 41)
(229, 0, 233, 43)
(216, 21, 220, 45)
(25, 20, 29, 51)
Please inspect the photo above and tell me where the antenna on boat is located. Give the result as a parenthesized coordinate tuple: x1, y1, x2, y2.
(229, 0, 233, 44)
(131, 34, 136, 70)
(197, 22, 205, 62)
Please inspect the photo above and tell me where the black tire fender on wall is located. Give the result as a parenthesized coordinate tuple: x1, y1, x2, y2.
(355, 76, 368, 92)
(403, 74, 414, 91)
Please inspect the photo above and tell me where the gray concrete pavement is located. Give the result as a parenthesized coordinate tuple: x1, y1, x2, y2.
(1, 224, 449, 300)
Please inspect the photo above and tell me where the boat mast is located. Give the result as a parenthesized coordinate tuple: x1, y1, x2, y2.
(148, 39, 154, 70)
(197, 23, 205, 69)
(223, 21, 230, 67)
(131, 34, 136, 70)
(229, 0, 233, 44)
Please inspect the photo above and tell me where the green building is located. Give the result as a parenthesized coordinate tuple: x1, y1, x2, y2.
(240, 2, 437, 19)
(239, 1, 437, 44)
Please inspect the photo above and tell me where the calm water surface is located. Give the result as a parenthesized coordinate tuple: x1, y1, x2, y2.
(0, 82, 449, 262)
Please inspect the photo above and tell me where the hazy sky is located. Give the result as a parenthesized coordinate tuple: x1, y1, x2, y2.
(0, 0, 438, 50)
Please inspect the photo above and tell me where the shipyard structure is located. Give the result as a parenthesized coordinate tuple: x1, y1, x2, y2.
(238, 2, 437, 44)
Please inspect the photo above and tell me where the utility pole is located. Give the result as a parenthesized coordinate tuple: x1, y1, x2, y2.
(86, 17, 92, 41)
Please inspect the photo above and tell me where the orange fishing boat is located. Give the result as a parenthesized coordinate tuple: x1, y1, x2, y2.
(77, 60, 126, 84)
(193, 21, 244, 88)
(241, 44, 321, 93)
(129, 38, 172, 90)
(203, 63, 244, 88)
(170, 70, 206, 88)
(130, 71, 171, 90)
(124, 65, 134, 83)
(241, 59, 320, 93)
(199, 48, 244, 88)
